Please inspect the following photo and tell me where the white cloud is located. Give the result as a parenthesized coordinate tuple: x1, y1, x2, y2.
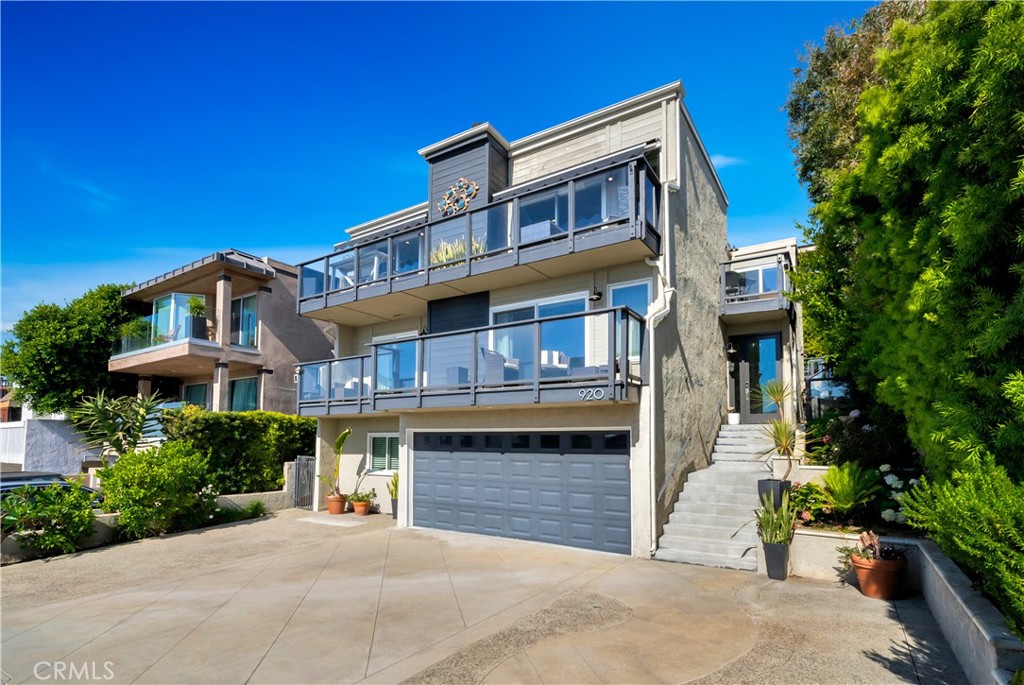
(710, 154, 747, 170)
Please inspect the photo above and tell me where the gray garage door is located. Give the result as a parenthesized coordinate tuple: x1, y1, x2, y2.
(412, 431, 631, 554)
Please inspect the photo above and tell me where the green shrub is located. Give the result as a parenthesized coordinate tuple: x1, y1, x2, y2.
(1, 483, 96, 555)
(212, 499, 268, 525)
(99, 440, 217, 539)
(902, 459, 1024, 638)
(819, 461, 885, 520)
(162, 406, 316, 494)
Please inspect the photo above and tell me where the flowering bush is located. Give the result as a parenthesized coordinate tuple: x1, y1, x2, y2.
(805, 406, 914, 470)
(876, 463, 920, 526)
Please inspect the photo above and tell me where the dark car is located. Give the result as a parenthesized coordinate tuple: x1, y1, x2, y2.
(0, 471, 99, 500)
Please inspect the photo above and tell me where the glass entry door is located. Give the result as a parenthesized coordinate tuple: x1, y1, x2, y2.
(728, 333, 783, 423)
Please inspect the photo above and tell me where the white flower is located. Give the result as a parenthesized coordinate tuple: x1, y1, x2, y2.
(861, 424, 874, 432)
(884, 474, 898, 486)
(894, 479, 904, 490)
(879, 464, 891, 473)
(892, 492, 904, 502)
(849, 409, 861, 419)
(909, 478, 919, 487)
(881, 509, 896, 522)
(896, 513, 908, 524)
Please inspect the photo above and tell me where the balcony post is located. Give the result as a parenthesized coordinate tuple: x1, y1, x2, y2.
(533, 321, 540, 402)
(212, 362, 229, 412)
(470, 330, 478, 405)
(216, 273, 232, 346)
(607, 311, 616, 398)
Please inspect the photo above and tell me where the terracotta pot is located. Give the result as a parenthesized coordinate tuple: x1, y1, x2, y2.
(352, 501, 370, 516)
(325, 494, 347, 515)
(851, 554, 907, 600)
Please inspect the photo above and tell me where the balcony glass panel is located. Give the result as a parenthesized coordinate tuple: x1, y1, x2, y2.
(423, 333, 473, 388)
(574, 167, 629, 230)
(358, 242, 389, 283)
(329, 358, 367, 400)
(301, 262, 325, 298)
(299, 362, 328, 402)
(375, 340, 417, 391)
(725, 266, 779, 300)
(328, 251, 356, 291)
(472, 205, 510, 254)
(481, 321, 533, 384)
(519, 187, 568, 243)
(644, 174, 658, 228)
(429, 215, 474, 267)
(392, 232, 423, 275)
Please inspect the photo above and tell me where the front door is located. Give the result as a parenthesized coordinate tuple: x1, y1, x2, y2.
(729, 333, 783, 423)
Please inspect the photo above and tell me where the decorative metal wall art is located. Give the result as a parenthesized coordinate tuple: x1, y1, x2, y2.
(437, 178, 479, 217)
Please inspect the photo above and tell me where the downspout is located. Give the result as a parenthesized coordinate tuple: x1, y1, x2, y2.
(648, 98, 678, 557)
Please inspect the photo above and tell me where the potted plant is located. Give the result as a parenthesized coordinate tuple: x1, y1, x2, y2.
(185, 295, 208, 339)
(755, 490, 798, 580)
(318, 428, 352, 515)
(348, 488, 376, 516)
(726, 406, 741, 425)
(839, 531, 908, 600)
(387, 472, 399, 520)
(755, 381, 805, 510)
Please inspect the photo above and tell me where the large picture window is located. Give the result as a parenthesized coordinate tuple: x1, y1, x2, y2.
(183, 383, 209, 409)
(368, 434, 399, 472)
(229, 377, 258, 411)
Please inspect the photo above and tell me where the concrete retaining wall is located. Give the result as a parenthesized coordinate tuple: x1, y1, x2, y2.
(774, 529, 1024, 685)
(1, 513, 120, 564)
(217, 461, 296, 512)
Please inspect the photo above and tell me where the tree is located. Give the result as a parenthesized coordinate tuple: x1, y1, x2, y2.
(0, 284, 138, 414)
(789, 2, 1024, 480)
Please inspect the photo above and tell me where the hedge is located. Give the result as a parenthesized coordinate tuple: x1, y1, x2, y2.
(162, 406, 316, 494)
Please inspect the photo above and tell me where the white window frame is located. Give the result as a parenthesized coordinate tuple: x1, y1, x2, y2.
(489, 291, 592, 366)
(366, 433, 400, 474)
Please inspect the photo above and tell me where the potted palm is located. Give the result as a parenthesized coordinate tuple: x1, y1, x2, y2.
(755, 490, 798, 580)
(318, 428, 352, 515)
(387, 472, 399, 520)
(839, 531, 908, 600)
(348, 488, 376, 516)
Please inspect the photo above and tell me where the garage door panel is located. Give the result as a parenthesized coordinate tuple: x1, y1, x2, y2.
(413, 431, 630, 554)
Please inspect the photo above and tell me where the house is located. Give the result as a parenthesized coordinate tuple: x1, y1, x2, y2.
(293, 82, 804, 561)
(109, 250, 335, 413)
(0, 400, 101, 474)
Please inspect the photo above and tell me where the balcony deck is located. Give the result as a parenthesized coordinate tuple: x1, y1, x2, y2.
(297, 152, 661, 325)
(719, 253, 793, 323)
(296, 307, 645, 417)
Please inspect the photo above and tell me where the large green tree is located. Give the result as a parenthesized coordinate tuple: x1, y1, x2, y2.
(1, 284, 138, 414)
(790, 1, 1024, 480)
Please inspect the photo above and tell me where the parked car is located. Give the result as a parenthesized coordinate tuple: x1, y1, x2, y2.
(0, 471, 100, 503)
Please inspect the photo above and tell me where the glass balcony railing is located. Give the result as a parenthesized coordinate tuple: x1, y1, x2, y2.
(296, 306, 645, 413)
(722, 254, 791, 305)
(297, 157, 661, 307)
(113, 314, 211, 356)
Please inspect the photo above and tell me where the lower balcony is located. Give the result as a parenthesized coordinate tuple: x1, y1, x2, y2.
(296, 307, 645, 417)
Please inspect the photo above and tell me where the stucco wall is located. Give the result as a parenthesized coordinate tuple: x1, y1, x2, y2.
(317, 416, 402, 514)
(20, 419, 98, 474)
(651, 106, 730, 538)
(258, 268, 336, 414)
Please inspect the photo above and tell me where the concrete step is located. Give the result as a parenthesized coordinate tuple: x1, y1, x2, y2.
(718, 425, 769, 434)
(714, 443, 769, 454)
(704, 460, 768, 472)
(686, 469, 763, 484)
(711, 453, 764, 464)
(668, 510, 755, 529)
(654, 547, 757, 572)
(716, 433, 771, 443)
(673, 499, 756, 517)
(661, 521, 756, 543)
(658, 535, 759, 558)
(680, 482, 759, 496)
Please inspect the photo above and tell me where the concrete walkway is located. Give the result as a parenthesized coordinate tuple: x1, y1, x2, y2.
(1, 510, 968, 684)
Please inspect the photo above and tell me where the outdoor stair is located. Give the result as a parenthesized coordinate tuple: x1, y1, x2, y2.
(654, 424, 772, 572)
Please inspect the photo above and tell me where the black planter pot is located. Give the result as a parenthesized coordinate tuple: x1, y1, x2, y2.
(758, 479, 792, 511)
(762, 542, 791, 581)
(391, 498, 398, 520)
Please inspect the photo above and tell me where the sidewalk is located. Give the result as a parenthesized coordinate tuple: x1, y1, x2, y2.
(1, 510, 968, 684)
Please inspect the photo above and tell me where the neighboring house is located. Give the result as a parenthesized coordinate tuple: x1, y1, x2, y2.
(720, 238, 805, 422)
(293, 82, 807, 561)
(0, 400, 100, 474)
(108, 250, 335, 413)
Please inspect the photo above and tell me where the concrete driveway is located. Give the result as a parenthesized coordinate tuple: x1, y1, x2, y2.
(2, 510, 967, 685)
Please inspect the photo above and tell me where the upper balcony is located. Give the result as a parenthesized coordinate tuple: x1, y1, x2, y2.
(296, 151, 661, 324)
(719, 251, 793, 323)
(295, 306, 645, 417)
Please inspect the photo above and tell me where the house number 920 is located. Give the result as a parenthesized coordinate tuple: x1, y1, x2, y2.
(578, 388, 606, 401)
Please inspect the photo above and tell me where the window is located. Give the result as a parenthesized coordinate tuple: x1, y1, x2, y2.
(152, 293, 205, 343)
(574, 167, 629, 229)
(392, 233, 422, 275)
(368, 434, 399, 472)
(183, 383, 208, 408)
(490, 294, 588, 382)
(724, 260, 781, 299)
(373, 331, 418, 392)
(231, 294, 258, 347)
(229, 377, 258, 411)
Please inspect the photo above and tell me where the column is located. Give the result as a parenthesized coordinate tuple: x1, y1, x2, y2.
(137, 376, 153, 398)
(212, 362, 230, 412)
(216, 274, 232, 346)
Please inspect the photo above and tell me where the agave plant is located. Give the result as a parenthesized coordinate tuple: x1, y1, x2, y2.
(71, 391, 164, 464)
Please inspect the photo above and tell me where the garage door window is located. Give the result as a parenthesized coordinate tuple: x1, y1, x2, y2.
(368, 434, 399, 472)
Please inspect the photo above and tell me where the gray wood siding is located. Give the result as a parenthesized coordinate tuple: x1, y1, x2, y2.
(429, 144, 490, 221)
(486, 142, 509, 201)
(428, 292, 489, 334)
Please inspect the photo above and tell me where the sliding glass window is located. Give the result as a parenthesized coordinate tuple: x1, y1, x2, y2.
(231, 294, 258, 347)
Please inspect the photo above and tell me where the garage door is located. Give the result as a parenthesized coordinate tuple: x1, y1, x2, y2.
(412, 431, 631, 554)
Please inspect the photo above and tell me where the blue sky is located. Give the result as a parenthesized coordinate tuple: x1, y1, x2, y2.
(1, 1, 873, 332)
